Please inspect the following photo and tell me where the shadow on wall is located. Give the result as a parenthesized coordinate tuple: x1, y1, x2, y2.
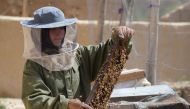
(161, 1, 190, 22)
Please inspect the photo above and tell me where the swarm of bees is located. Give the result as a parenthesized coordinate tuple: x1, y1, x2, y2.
(85, 27, 132, 109)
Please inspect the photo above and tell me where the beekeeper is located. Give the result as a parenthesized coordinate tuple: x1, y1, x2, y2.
(20, 6, 134, 109)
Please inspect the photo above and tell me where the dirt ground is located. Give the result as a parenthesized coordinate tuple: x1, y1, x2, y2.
(1, 0, 189, 22)
(0, 0, 99, 19)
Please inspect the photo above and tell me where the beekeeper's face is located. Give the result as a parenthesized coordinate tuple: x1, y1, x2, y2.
(49, 27, 66, 47)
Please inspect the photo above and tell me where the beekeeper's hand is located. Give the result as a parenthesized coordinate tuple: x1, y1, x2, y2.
(111, 26, 134, 55)
(68, 99, 93, 109)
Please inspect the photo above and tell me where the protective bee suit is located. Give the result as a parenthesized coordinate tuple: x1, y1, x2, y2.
(21, 6, 132, 109)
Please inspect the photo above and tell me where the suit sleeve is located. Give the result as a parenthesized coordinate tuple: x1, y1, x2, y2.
(76, 39, 113, 81)
(22, 60, 69, 109)
(78, 37, 132, 82)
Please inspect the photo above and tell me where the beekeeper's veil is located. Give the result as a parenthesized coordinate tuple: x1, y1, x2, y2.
(20, 6, 79, 71)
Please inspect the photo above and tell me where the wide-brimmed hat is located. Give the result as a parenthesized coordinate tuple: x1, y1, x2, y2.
(20, 6, 78, 28)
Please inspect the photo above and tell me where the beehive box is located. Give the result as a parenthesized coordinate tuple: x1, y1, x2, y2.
(109, 85, 190, 109)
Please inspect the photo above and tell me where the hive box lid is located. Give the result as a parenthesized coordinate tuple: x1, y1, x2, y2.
(111, 85, 175, 102)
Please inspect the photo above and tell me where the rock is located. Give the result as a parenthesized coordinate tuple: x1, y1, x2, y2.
(0, 98, 25, 109)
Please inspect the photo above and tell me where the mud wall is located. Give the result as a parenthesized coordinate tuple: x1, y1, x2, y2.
(0, 16, 190, 98)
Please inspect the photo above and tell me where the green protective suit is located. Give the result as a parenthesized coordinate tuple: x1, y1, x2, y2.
(22, 39, 132, 109)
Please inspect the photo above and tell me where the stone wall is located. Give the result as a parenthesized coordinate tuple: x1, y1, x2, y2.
(0, 16, 190, 98)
